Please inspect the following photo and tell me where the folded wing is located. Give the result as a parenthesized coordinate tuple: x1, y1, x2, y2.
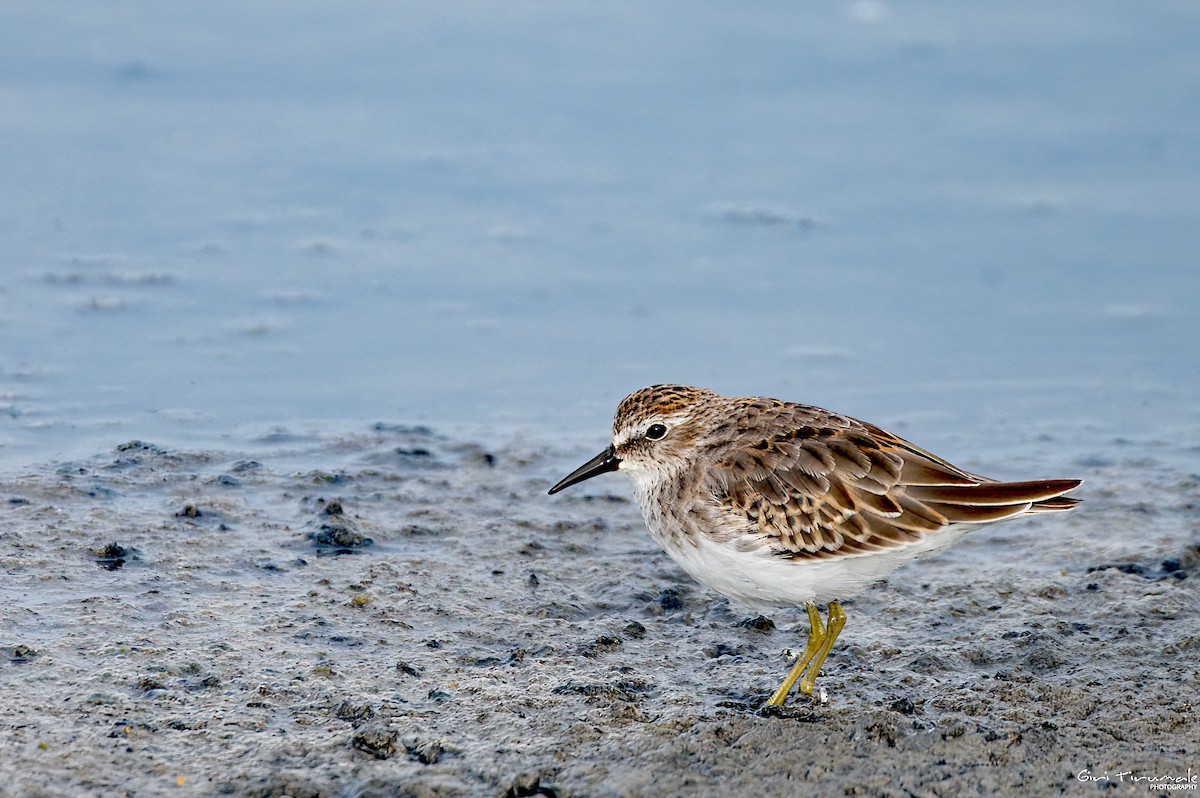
(708, 403, 1081, 561)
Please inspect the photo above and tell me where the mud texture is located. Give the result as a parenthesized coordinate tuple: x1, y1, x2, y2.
(1, 427, 1197, 797)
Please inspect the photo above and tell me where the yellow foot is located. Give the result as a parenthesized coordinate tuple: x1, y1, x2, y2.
(764, 601, 846, 708)
(798, 601, 846, 696)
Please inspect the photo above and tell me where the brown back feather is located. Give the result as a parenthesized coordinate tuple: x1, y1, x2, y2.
(708, 401, 1081, 560)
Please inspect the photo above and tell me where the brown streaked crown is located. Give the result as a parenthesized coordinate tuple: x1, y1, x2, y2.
(614, 384, 718, 430)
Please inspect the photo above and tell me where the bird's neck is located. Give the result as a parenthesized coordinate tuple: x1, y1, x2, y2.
(628, 465, 699, 549)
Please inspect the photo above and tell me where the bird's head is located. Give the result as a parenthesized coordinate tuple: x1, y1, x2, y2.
(548, 385, 721, 494)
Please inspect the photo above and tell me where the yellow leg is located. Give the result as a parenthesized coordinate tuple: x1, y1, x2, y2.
(765, 603, 825, 707)
(797, 601, 846, 696)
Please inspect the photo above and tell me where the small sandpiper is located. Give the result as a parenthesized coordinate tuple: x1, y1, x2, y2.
(549, 385, 1081, 706)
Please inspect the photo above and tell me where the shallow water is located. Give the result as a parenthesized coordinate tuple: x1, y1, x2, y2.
(1, 2, 1198, 469)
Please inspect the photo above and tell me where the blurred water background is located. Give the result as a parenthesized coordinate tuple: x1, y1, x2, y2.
(1, 1, 1197, 470)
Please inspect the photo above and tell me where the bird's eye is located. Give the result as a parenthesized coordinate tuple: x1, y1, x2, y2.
(645, 423, 668, 440)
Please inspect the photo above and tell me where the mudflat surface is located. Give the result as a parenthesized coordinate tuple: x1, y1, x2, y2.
(2, 426, 1196, 797)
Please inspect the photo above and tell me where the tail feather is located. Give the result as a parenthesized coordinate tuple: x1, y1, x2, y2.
(1029, 495, 1081, 513)
(906, 479, 1083, 507)
(904, 478, 1082, 524)
(920, 500, 1034, 523)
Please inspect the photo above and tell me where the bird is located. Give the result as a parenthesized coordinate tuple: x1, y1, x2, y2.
(548, 384, 1082, 706)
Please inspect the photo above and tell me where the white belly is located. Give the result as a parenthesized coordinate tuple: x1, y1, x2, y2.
(647, 514, 973, 610)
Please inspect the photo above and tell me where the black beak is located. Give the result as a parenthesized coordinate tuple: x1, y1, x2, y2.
(548, 446, 621, 495)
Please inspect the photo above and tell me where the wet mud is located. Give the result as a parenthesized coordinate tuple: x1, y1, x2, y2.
(1, 426, 1197, 796)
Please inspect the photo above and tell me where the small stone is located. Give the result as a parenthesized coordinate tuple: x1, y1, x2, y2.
(736, 615, 776, 632)
(622, 621, 647, 639)
(580, 634, 622, 658)
(93, 542, 129, 570)
(405, 738, 445, 765)
(351, 723, 397, 759)
(94, 542, 127, 559)
(116, 440, 166, 455)
(396, 661, 424, 677)
(309, 522, 371, 548)
(9, 645, 38, 663)
(657, 587, 685, 611)
(505, 773, 560, 798)
(333, 701, 375, 722)
(702, 643, 743, 659)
